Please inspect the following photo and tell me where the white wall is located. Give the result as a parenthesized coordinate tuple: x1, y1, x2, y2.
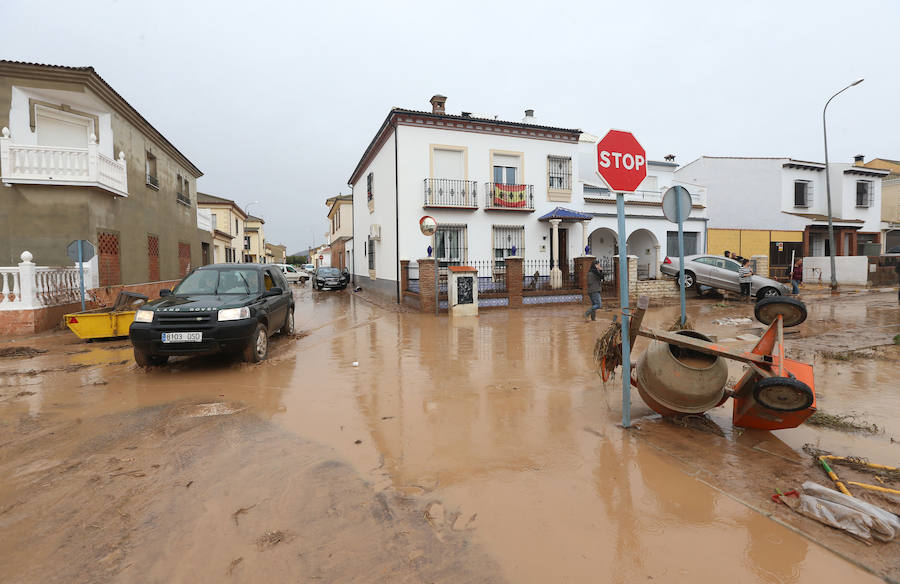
(803, 255, 869, 285)
(352, 131, 396, 281)
(830, 164, 882, 232)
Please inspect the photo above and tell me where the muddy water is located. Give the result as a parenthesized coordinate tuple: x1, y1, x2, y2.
(0, 288, 896, 582)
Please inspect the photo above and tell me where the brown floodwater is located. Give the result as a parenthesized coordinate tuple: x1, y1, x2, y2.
(0, 287, 897, 582)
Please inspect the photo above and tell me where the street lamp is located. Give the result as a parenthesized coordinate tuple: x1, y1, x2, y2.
(243, 200, 260, 217)
(823, 78, 864, 290)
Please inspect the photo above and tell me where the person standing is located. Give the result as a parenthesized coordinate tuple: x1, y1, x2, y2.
(791, 258, 803, 295)
(738, 259, 753, 302)
(584, 259, 604, 321)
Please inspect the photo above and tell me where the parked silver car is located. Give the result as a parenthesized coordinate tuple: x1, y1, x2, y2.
(660, 254, 790, 298)
(274, 263, 308, 284)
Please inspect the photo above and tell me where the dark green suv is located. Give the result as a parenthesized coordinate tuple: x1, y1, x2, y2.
(129, 264, 294, 366)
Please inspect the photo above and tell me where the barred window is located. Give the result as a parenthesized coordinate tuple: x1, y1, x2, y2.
(435, 224, 466, 265)
(368, 237, 376, 270)
(548, 156, 571, 190)
(367, 172, 374, 203)
(856, 180, 872, 207)
(794, 180, 813, 207)
(493, 225, 524, 264)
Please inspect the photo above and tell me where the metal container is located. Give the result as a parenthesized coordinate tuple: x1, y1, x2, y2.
(635, 330, 729, 415)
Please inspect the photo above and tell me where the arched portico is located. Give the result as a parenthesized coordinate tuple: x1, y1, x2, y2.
(626, 229, 660, 279)
(588, 227, 617, 259)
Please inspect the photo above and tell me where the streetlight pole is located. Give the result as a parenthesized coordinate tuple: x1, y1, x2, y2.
(823, 78, 863, 290)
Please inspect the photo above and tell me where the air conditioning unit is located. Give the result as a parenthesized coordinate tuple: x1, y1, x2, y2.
(369, 224, 381, 240)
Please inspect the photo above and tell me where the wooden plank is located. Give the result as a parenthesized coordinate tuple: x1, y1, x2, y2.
(629, 295, 650, 347)
(635, 328, 771, 365)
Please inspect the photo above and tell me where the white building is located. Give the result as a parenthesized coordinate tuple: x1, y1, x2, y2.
(348, 95, 708, 302)
(675, 157, 888, 272)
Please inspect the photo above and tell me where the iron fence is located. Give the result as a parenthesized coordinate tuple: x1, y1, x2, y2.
(521, 259, 577, 290)
(423, 179, 479, 208)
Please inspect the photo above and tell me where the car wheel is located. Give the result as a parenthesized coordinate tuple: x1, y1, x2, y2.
(280, 308, 295, 335)
(756, 286, 780, 299)
(134, 347, 167, 367)
(679, 270, 696, 289)
(243, 323, 269, 363)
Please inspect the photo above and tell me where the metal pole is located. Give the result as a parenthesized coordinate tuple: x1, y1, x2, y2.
(434, 248, 439, 317)
(616, 192, 631, 428)
(77, 241, 86, 311)
(823, 78, 864, 290)
(676, 188, 686, 327)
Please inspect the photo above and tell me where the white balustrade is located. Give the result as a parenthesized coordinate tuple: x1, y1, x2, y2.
(0, 251, 91, 311)
(0, 128, 128, 197)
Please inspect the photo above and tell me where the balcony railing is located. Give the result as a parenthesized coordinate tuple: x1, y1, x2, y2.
(423, 178, 478, 208)
(583, 186, 706, 207)
(0, 128, 128, 197)
(484, 182, 535, 211)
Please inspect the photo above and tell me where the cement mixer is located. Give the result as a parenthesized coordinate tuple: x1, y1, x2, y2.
(597, 296, 816, 431)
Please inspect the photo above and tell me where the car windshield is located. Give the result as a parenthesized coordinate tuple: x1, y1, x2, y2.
(174, 269, 261, 295)
(318, 268, 341, 276)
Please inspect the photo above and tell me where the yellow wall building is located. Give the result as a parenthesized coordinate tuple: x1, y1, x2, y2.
(707, 229, 803, 258)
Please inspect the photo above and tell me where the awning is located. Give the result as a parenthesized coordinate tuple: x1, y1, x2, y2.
(538, 207, 593, 222)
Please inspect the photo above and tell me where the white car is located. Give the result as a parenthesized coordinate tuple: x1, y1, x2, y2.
(274, 263, 307, 284)
(301, 263, 316, 275)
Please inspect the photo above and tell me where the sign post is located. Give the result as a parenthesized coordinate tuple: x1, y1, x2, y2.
(66, 240, 95, 311)
(662, 186, 693, 328)
(596, 130, 647, 429)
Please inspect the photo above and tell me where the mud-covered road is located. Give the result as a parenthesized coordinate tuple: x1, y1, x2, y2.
(1, 286, 898, 583)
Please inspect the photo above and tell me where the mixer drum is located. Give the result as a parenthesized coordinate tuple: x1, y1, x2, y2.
(635, 330, 729, 416)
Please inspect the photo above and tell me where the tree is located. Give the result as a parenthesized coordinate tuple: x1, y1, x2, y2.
(286, 254, 308, 265)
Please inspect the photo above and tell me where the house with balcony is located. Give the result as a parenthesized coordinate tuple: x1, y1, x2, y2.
(0, 61, 204, 285)
(675, 156, 888, 276)
(857, 156, 900, 251)
(347, 95, 708, 302)
(197, 192, 246, 263)
(326, 194, 353, 270)
(244, 215, 267, 263)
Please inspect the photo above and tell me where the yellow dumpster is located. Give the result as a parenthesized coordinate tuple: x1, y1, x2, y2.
(64, 292, 148, 341)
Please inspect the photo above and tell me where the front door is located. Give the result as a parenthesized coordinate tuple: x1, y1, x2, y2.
(559, 229, 569, 280)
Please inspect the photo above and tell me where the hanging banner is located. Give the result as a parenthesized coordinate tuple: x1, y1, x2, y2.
(492, 183, 527, 208)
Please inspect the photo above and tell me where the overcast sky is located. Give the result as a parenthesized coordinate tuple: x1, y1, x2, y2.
(4, 0, 897, 253)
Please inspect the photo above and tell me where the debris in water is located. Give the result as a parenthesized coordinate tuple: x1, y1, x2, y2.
(185, 480, 193, 488)
(225, 557, 243, 576)
(711, 317, 752, 326)
(804, 412, 881, 434)
(232, 504, 257, 526)
(0, 346, 47, 358)
(667, 316, 695, 331)
(256, 530, 292, 550)
(664, 414, 725, 437)
(820, 351, 854, 361)
(352, 361, 359, 367)
(354, 439, 362, 445)
(16, 391, 36, 397)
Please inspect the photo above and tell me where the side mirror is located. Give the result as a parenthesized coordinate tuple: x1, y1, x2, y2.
(160, 289, 172, 297)
(264, 287, 283, 297)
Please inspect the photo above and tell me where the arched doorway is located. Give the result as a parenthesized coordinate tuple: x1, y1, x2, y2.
(588, 227, 617, 259)
(627, 229, 660, 279)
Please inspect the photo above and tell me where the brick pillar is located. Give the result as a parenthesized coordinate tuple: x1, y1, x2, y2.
(627, 255, 638, 301)
(418, 258, 436, 314)
(400, 260, 410, 293)
(575, 256, 595, 293)
(751, 254, 769, 278)
(506, 256, 523, 308)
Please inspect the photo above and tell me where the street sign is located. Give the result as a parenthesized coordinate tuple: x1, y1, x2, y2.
(596, 130, 647, 192)
(663, 186, 692, 329)
(662, 186, 692, 223)
(318, 255, 324, 260)
(419, 215, 437, 236)
(66, 240, 95, 263)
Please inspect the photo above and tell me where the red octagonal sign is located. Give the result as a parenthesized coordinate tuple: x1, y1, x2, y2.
(596, 130, 647, 192)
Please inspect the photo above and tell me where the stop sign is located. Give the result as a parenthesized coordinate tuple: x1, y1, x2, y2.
(596, 130, 647, 192)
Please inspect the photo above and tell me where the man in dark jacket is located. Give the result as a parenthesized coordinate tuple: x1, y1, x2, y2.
(584, 259, 604, 321)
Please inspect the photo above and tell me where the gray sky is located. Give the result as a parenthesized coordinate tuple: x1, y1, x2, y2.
(4, 0, 897, 253)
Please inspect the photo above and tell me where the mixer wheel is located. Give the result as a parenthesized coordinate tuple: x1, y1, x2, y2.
(752, 376, 814, 412)
(754, 296, 808, 327)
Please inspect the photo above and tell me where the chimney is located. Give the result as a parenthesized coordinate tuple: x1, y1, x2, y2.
(522, 108, 535, 123)
(429, 95, 447, 114)
(461, 111, 471, 118)
(853, 154, 865, 165)
(664, 154, 676, 162)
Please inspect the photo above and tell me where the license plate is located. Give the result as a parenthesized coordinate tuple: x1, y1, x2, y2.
(162, 332, 202, 343)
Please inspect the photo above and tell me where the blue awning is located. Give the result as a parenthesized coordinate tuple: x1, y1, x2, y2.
(538, 207, 593, 221)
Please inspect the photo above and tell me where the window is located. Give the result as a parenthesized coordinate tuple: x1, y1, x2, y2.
(235, 218, 239, 235)
(693, 257, 716, 266)
(244, 236, 251, 250)
(368, 237, 376, 270)
(666, 231, 698, 256)
(435, 225, 466, 265)
(145, 152, 159, 189)
(493, 226, 524, 267)
(263, 271, 275, 291)
(176, 175, 191, 206)
(547, 156, 571, 190)
(715, 258, 740, 272)
(856, 180, 873, 207)
(493, 153, 520, 185)
(210, 213, 217, 230)
(367, 172, 374, 203)
(794, 180, 812, 207)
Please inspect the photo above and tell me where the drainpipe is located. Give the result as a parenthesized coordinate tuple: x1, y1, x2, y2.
(394, 121, 400, 304)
